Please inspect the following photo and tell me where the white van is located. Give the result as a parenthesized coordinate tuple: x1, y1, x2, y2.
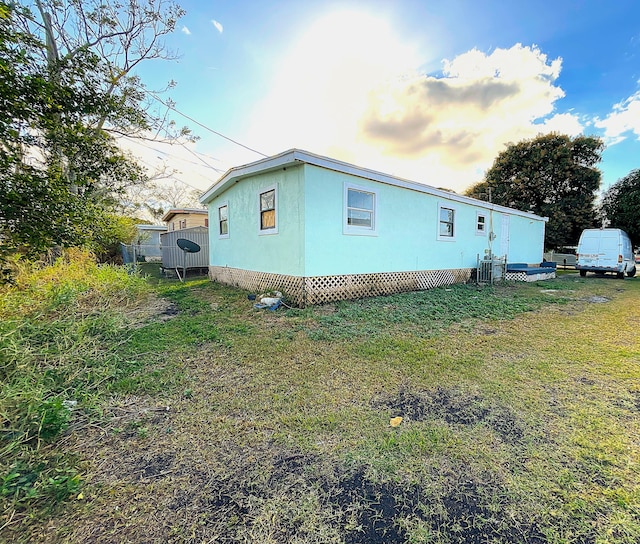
(576, 228, 636, 278)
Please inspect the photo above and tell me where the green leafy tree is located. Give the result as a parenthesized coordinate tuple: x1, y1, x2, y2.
(91, 213, 140, 263)
(22, 0, 186, 141)
(0, 3, 77, 257)
(0, 0, 185, 267)
(600, 169, 640, 246)
(466, 134, 604, 250)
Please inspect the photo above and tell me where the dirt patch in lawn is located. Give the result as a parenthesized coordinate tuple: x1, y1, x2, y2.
(119, 294, 180, 326)
(585, 295, 611, 303)
(376, 386, 526, 443)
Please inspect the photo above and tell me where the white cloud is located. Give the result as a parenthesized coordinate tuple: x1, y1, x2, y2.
(181, 26, 191, 35)
(246, 13, 581, 192)
(537, 112, 584, 136)
(594, 91, 640, 144)
(211, 19, 223, 33)
(360, 45, 572, 170)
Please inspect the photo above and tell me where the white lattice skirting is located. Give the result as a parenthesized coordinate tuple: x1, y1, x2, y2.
(209, 266, 474, 307)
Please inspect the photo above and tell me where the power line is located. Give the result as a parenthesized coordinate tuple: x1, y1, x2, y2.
(133, 157, 202, 192)
(147, 91, 269, 158)
(172, 142, 227, 166)
(120, 134, 226, 176)
(120, 138, 212, 193)
(175, 139, 226, 174)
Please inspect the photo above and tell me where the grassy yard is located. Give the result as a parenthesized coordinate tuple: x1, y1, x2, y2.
(1, 256, 639, 543)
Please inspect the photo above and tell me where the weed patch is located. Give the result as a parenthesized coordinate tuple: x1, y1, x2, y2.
(0, 454, 81, 511)
(0, 251, 157, 532)
(297, 282, 573, 341)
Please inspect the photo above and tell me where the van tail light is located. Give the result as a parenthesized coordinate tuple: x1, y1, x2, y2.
(618, 254, 623, 263)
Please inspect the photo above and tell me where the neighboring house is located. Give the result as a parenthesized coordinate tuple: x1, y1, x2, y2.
(162, 208, 209, 232)
(121, 224, 166, 264)
(135, 224, 166, 261)
(200, 149, 549, 306)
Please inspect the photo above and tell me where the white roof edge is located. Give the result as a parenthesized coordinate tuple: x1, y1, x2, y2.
(136, 224, 167, 230)
(199, 149, 300, 204)
(199, 149, 548, 222)
(161, 207, 208, 222)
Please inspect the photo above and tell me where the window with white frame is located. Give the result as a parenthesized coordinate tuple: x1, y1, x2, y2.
(344, 183, 377, 235)
(259, 187, 277, 234)
(476, 213, 486, 235)
(218, 203, 229, 238)
(438, 205, 456, 240)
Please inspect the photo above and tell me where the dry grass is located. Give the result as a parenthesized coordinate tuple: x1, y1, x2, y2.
(2, 271, 640, 543)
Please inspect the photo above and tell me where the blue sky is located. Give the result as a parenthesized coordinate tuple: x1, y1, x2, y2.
(125, 0, 640, 197)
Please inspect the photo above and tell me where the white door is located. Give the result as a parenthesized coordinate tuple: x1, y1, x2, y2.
(500, 215, 510, 259)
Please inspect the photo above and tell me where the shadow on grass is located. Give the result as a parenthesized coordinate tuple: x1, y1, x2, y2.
(120, 445, 552, 544)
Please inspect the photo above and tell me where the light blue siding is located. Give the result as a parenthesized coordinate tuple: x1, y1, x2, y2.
(206, 166, 305, 276)
(302, 164, 544, 276)
(206, 161, 546, 277)
(497, 212, 545, 263)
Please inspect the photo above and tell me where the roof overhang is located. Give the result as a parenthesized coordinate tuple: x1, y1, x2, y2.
(161, 208, 208, 223)
(136, 224, 167, 231)
(199, 148, 548, 223)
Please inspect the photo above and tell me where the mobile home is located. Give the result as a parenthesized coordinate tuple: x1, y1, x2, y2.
(200, 149, 549, 306)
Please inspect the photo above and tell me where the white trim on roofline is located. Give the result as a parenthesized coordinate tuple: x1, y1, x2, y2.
(199, 149, 548, 222)
(136, 224, 167, 231)
(161, 207, 208, 222)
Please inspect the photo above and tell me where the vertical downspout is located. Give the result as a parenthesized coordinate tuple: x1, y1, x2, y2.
(488, 187, 494, 259)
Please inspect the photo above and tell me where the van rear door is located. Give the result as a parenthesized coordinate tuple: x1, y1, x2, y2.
(578, 229, 621, 270)
(596, 230, 622, 268)
(578, 231, 602, 268)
